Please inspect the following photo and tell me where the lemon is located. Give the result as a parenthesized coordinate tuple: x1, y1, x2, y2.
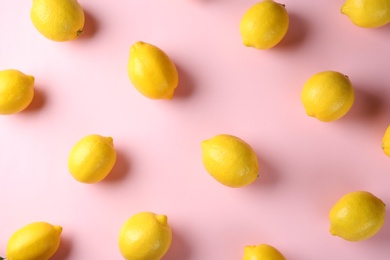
(341, 0, 390, 28)
(329, 191, 386, 241)
(240, 0, 289, 50)
(6, 222, 62, 260)
(31, 0, 85, 41)
(0, 69, 34, 115)
(243, 244, 286, 260)
(301, 71, 354, 122)
(68, 134, 117, 183)
(128, 41, 179, 99)
(119, 212, 172, 260)
(201, 134, 259, 188)
(381, 126, 390, 156)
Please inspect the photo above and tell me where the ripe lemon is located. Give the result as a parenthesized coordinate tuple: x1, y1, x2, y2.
(201, 134, 259, 188)
(329, 191, 386, 241)
(341, 0, 390, 28)
(382, 125, 390, 156)
(243, 244, 286, 260)
(31, 0, 85, 41)
(0, 69, 34, 115)
(301, 71, 355, 122)
(68, 134, 117, 183)
(128, 41, 179, 99)
(240, 0, 289, 50)
(119, 212, 172, 260)
(6, 222, 62, 260)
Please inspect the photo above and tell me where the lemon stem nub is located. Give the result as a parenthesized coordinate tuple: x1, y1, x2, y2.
(77, 30, 83, 37)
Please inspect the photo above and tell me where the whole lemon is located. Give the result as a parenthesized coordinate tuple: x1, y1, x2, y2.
(329, 191, 386, 241)
(240, 0, 289, 50)
(341, 0, 390, 28)
(119, 212, 172, 260)
(301, 71, 354, 122)
(128, 41, 179, 99)
(381, 125, 390, 156)
(201, 134, 259, 188)
(6, 222, 62, 260)
(243, 244, 286, 260)
(68, 134, 117, 183)
(31, 0, 85, 41)
(0, 69, 34, 115)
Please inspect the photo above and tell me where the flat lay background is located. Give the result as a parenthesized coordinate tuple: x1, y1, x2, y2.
(1, 0, 390, 259)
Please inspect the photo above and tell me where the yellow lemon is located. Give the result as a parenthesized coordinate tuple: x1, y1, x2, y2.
(381, 126, 390, 156)
(301, 71, 355, 122)
(128, 41, 179, 100)
(240, 0, 289, 50)
(6, 222, 62, 260)
(329, 191, 386, 241)
(243, 244, 286, 260)
(31, 0, 85, 41)
(68, 134, 117, 183)
(0, 69, 34, 115)
(201, 134, 259, 188)
(341, 0, 390, 28)
(119, 212, 172, 260)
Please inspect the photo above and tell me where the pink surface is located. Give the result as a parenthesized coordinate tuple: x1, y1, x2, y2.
(1, 0, 390, 259)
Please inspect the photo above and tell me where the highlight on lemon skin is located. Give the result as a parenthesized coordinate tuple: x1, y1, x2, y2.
(329, 191, 386, 241)
(128, 41, 179, 100)
(5, 222, 62, 260)
(240, 0, 289, 50)
(68, 134, 117, 184)
(242, 244, 286, 260)
(381, 125, 390, 156)
(119, 212, 172, 260)
(201, 134, 259, 188)
(301, 71, 355, 122)
(0, 69, 35, 115)
(341, 0, 390, 28)
(30, 0, 85, 41)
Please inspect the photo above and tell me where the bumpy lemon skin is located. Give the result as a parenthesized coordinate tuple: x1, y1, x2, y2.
(6, 222, 62, 260)
(301, 71, 354, 122)
(0, 69, 34, 115)
(381, 126, 390, 156)
(341, 0, 390, 28)
(119, 212, 172, 260)
(201, 134, 259, 188)
(243, 244, 286, 260)
(240, 0, 289, 50)
(329, 191, 386, 241)
(128, 41, 179, 100)
(68, 134, 117, 184)
(31, 0, 85, 41)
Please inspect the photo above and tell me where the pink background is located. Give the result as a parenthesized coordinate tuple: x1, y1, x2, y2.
(1, 0, 390, 259)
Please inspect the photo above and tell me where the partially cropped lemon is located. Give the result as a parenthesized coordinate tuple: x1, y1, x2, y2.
(128, 41, 179, 99)
(0, 69, 34, 115)
(381, 126, 390, 156)
(341, 0, 390, 28)
(201, 134, 259, 188)
(329, 191, 386, 241)
(301, 71, 354, 122)
(243, 244, 286, 260)
(68, 134, 117, 183)
(6, 222, 62, 260)
(31, 0, 85, 41)
(119, 212, 172, 260)
(240, 0, 289, 50)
